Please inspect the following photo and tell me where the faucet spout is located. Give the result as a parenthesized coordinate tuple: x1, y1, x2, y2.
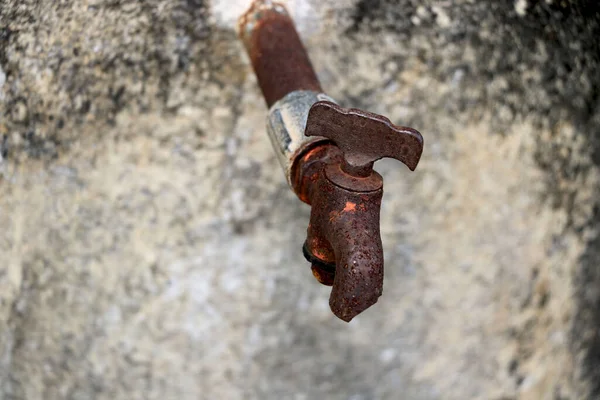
(311, 177, 384, 322)
(296, 144, 386, 322)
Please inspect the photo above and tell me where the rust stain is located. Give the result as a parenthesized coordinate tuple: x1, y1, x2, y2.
(312, 247, 330, 260)
(311, 265, 335, 286)
(329, 210, 340, 222)
(343, 202, 356, 212)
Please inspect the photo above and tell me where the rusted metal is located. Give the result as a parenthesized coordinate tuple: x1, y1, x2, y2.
(306, 175, 384, 322)
(266, 91, 336, 186)
(303, 243, 336, 286)
(305, 101, 424, 177)
(238, 1, 424, 322)
(296, 102, 424, 321)
(238, 1, 323, 107)
(291, 142, 342, 204)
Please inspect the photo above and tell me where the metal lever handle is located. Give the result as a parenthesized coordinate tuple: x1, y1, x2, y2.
(305, 101, 424, 177)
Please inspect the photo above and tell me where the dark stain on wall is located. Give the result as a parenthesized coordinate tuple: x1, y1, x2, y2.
(350, 0, 600, 396)
(0, 0, 213, 161)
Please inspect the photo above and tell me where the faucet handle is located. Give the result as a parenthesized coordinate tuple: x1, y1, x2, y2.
(305, 101, 424, 177)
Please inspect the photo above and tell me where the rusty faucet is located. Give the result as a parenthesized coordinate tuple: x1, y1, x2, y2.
(238, 1, 424, 322)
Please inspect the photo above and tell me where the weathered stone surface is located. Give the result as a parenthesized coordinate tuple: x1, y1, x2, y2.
(1, 0, 599, 399)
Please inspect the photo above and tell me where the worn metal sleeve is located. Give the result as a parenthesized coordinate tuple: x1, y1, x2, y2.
(267, 90, 337, 186)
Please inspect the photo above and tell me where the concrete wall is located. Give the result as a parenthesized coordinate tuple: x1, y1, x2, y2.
(1, 0, 599, 399)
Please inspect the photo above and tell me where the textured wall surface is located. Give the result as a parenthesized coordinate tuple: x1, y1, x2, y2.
(1, 0, 599, 399)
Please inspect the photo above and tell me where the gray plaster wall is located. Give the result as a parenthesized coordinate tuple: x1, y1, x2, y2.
(1, 0, 599, 399)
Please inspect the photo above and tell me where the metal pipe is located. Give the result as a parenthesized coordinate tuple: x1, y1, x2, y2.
(238, 1, 335, 187)
(238, 0, 323, 107)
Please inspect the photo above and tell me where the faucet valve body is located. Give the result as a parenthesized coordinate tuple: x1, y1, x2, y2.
(296, 101, 424, 321)
(239, 1, 424, 322)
